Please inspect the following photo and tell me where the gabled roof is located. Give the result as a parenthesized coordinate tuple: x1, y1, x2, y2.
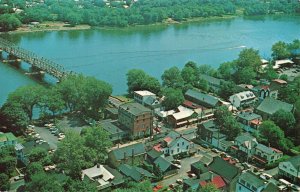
(256, 144, 282, 155)
(200, 74, 225, 86)
(154, 156, 173, 172)
(82, 165, 114, 182)
(239, 171, 265, 189)
(110, 142, 145, 161)
(191, 161, 209, 174)
(100, 119, 124, 135)
(201, 120, 216, 130)
(119, 102, 151, 116)
(147, 149, 163, 160)
(118, 164, 153, 182)
(208, 157, 239, 182)
(163, 131, 190, 147)
(171, 106, 194, 120)
(256, 97, 293, 115)
(237, 112, 261, 121)
(185, 89, 220, 107)
(199, 174, 226, 189)
(235, 134, 258, 149)
(230, 91, 256, 101)
(134, 90, 155, 97)
(285, 155, 300, 169)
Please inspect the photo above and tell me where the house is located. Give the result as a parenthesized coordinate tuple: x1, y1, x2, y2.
(270, 79, 287, 92)
(146, 149, 163, 163)
(278, 155, 300, 184)
(236, 171, 270, 192)
(251, 85, 278, 100)
(108, 142, 146, 168)
(153, 131, 193, 156)
(208, 157, 240, 191)
(167, 106, 195, 128)
(185, 89, 222, 108)
(198, 120, 227, 149)
(200, 74, 226, 92)
(104, 107, 119, 120)
(99, 119, 127, 143)
(236, 112, 262, 133)
(255, 97, 294, 119)
(191, 161, 209, 177)
(153, 156, 178, 176)
(0, 132, 17, 147)
(183, 171, 226, 191)
(15, 143, 25, 163)
(118, 164, 154, 182)
(118, 102, 153, 138)
(273, 59, 294, 70)
(233, 134, 258, 159)
(133, 90, 156, 105)
(253, 144, 283, 165)
(81, 164, 115, 190)
(229, 91, 257, 108)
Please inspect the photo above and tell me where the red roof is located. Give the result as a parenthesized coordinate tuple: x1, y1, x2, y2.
(271, 147, 282, 153)
(250, 119, 262, 125)
(231, 145, 238, 150)
(261, 85, 269, 90)
(164, 137, 172, 143)
(183, 100, 201, 109)
(199, 176, 226, 189)
(153, 144, 162, 152)
(212, 176, 226, 188)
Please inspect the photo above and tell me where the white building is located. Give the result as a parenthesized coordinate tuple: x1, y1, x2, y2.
(229, 91, 257, 108)
(236, 171, 270, 192)
(253, 144, 283, 164)
(134, 90, 156, 105)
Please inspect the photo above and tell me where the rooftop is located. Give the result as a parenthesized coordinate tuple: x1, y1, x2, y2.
(200, 74, 225, 86)
(256, 144, 282, 155)
(0, 132, 17, 142)
(119, 102, 152, 116)
(208, 157, 240, 182)
(237, 112, 261, 121)
(231, 91, 256, 101)
(134, 90, 156, 96)
(239, 171, 265, 189)
(82, 164, 114, 182)
(118, 164, 153, 182)
(256, 97, 293, 115)
(154, 156, 173, 172)
(185, 89, 220, 107)
(99, 119, 124, 135)
(110, 142, 145, 161)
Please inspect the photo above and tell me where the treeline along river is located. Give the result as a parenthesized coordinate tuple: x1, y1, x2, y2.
(1, 16, 300, 105)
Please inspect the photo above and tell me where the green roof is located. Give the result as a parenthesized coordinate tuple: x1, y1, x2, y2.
(286, 155, 300, 169)
(100, 119, 124, 135)
(119, 102, 151, 116)
(256, 97, 293, 115)
(209, 157, 239, 182)
(200, 74, 225, 86)
(185, 89, 220, 108)
(237, 112, 261, 121)
(110, 142, 145, 161)
(154, 156, 172, 172)
(0, 132, 17, 142)
(184, 178, 201, 189)
(104, 165, 124, 186)
(147, 149, 163, 160)
(118, 164, 153, 182)
(239, 171, 265, 189)
(191, 161, 209, 174)
(201, 120, 216, 130)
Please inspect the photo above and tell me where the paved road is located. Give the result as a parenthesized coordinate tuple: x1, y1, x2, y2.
(160, 154, 202, 187)
(34, 127, 58, 149)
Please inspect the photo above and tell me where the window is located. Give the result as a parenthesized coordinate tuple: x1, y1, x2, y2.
(182, 142, 184, 146)
(177, 143, 179, 147)
(177, 148, 179, 152)
(171, 150, 173, 154)
(186, 146, 189, 150)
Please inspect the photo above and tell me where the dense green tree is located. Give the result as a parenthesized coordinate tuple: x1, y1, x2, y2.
(198, 183, 219, 192)
(114, 180, 152, 192)
(259, 120, 292, 150)
(126, 69, 161, 96)
(0, 146, 16, 176)
(81, 126, 112, 164)
(271, 109, 296, 135)
(40, 88, 65, 116)
(234, 67, 256, 84)
(25, 173, 64, 192)
(25, 162, 44, 182)
(161, 66, 184, 89)
(6, 85, 46, 120)
(53, 131, 91, 179)
(272, 41, 290, 60)
(56, 74, 112, 119)
(217, 61, 236, 80)
(64, 178, 98, 192)
(218, 81, 238, 100)
(28, 147, 49, 164)
(0, 14, 21, 31)
(161, 88, 184, 110)
(195, 78, 209, 92)
(0, 173, 10, 191)
(236, 48, 261, 73)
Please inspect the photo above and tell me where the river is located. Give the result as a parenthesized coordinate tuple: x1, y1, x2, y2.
(1, 15, 300, 105)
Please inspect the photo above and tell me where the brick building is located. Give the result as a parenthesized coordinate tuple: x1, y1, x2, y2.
(118, 102, 153, 138)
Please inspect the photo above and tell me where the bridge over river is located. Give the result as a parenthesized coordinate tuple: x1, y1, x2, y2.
(0, 37, 70, 80)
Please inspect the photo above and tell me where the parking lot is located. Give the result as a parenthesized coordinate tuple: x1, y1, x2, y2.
(278, 66, 300, 81)
(33, 126, 59, 149)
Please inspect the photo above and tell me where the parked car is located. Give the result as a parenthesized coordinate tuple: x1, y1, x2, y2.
(51, 129, 58, 134)
(201, 143, 210, 149)
(211, 148, 220, 153)
(176, 179, 183, 184)
(188, 173, 196, 178)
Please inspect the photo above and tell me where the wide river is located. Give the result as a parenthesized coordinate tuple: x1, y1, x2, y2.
(1, 16, 300, 105)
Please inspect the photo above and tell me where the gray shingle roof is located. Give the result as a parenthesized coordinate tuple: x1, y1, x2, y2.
(200, 74, 224, 86)
(100, 119, 124, 135)
(119, 102, 151, 116)
(110, 142, 145, 161)
(256, 97, 293, 115)
(185, 89, 220, 107)
(255, 144, 276, 155)
(239, 171, 265, 189)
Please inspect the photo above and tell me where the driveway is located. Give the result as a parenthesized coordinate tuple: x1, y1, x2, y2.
(160, 154, 202, 187)
(34, 126, 58, 149)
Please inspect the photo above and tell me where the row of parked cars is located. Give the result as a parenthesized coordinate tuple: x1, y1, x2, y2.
(25, 125, 46, 144)
(45, 124, 65, 141)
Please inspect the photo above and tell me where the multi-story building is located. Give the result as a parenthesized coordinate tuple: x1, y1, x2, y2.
(236, 112, 262, 133)
(229, 91, 257, 108)
(118, 102, 153, 138)
(236, 171, 270, 192)
(253, 144, 283, 165)
(278, 155, 300, 185)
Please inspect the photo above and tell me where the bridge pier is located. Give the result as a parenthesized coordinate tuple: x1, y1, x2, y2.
(0, 49, 2, 60)
(7, 54, 21, 68)
(30, 65, 45, 80)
